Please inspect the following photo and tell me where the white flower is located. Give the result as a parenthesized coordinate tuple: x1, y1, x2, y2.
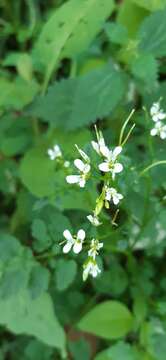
(83, 258, 101, 281)
(66, 159, 90, 188)
(75, 144, 90, 163)
(47, 144, 62, 160)
(62, 229, 85, 254)
(99, 146, 123, 179)
(64, 161, 70, 168)
(150, 102, 166, 122)
(87, 214, 101, 226)
(105, 186, 123, 205)
(88, 239, 103, 260)
(150, 121, 166, 140)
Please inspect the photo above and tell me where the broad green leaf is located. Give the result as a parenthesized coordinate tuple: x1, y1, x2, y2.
(31, 218, 51, 252)
(117, 0, 148, 38)
(131, 54, 158, 84)
(20, 147, 56, 198)
(68, 338, 91, 360)
(34, 0, 115, 88)
(95, 341, 139, 360)
(55, 259, 77, 291)
(104, 22, 128, 45)
(28, 265, 50, 299)
(0, 290, 66, 354)
(138, 9, 166, 56)
(0, 77, 39, 110)
(78, 301, 133, 339)
(132, 0, 166, 11)
(28, 62, 126, 130)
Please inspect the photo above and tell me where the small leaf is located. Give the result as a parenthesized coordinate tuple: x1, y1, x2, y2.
(78, 301, 133, 339)
(55, 259, 77, 291)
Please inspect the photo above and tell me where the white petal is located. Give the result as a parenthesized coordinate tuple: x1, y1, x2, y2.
(99, 162, 110, 172)
(79, 178, 86, 188)
(73, 241, 82, 254)
(63, 229, 73, 241)
(48, 150, 55, 160)
(87, 215, 93, 223)
(152, 114, 159, 122)
(83, 164, 90, 174)
(77, 229, 85, 241)
(66, 175, 80, 184)
(160, 131, 166, 139)
(74, 159, 85, 172)
(100, 145, 110, 159)
(63, 242, 73, 254)
(150, 128, 157, 136)
(158, 112, 166, 120)
(113, 163, 123, 173)
(91, 141, 100, 154)
(112, 194, 120, 205)
(113, 146, 122, 159)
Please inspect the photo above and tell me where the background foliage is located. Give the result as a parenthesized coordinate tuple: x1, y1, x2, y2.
(0, 0, 166, 358)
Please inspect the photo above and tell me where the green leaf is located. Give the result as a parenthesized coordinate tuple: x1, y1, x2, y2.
(78, 301, 133, 339)
(131, 54, 158, 84)
(28, 265, 50, 299)
(104, 22, 128, 45)
(0, 77, 39, 110)
(31, 218, 51, 252)
(132, 0, 166, 12)
(34, 0, 115, 88)
(0, 290, 66, 354)
(55, 259, 77, 291)
(29, 62, 126, 130)
(138, 9, 166, 56)
(117, 0, 148, 38)
(20, 147, 56, 198)
(95, 341, 139, 360)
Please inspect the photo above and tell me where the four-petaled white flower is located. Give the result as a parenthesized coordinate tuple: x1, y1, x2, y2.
(105, 186, 123, 205)
(66, 159, 90, 188)
(83, 258, 101, 281)
(87, 214, 101, 226)
(88, 239, 103, 260)
(62, 229, 85, 254)
(99, 146, 123, 179)
(150, 121, 166, 140)
(150, 102, 166, 122)
(47, 144, 62, 160)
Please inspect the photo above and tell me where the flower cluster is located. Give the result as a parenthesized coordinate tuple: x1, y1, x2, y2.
(47, 144, 70, 168)
(150, 101, 166, 140)
(60, 127, 125, 280)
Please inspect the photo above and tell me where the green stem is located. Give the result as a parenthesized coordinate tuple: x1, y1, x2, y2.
(140, 160, 166, 176)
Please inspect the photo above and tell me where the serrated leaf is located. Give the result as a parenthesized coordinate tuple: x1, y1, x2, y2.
(131, 54, 158, 84)
(55, 259, 77, 291)
(34, 0, 114, 88)
(78, 301, 133, 339)
(138, 9, 166, 56)
(28, 62, 126, 130)
(0, 290, 66, 354)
